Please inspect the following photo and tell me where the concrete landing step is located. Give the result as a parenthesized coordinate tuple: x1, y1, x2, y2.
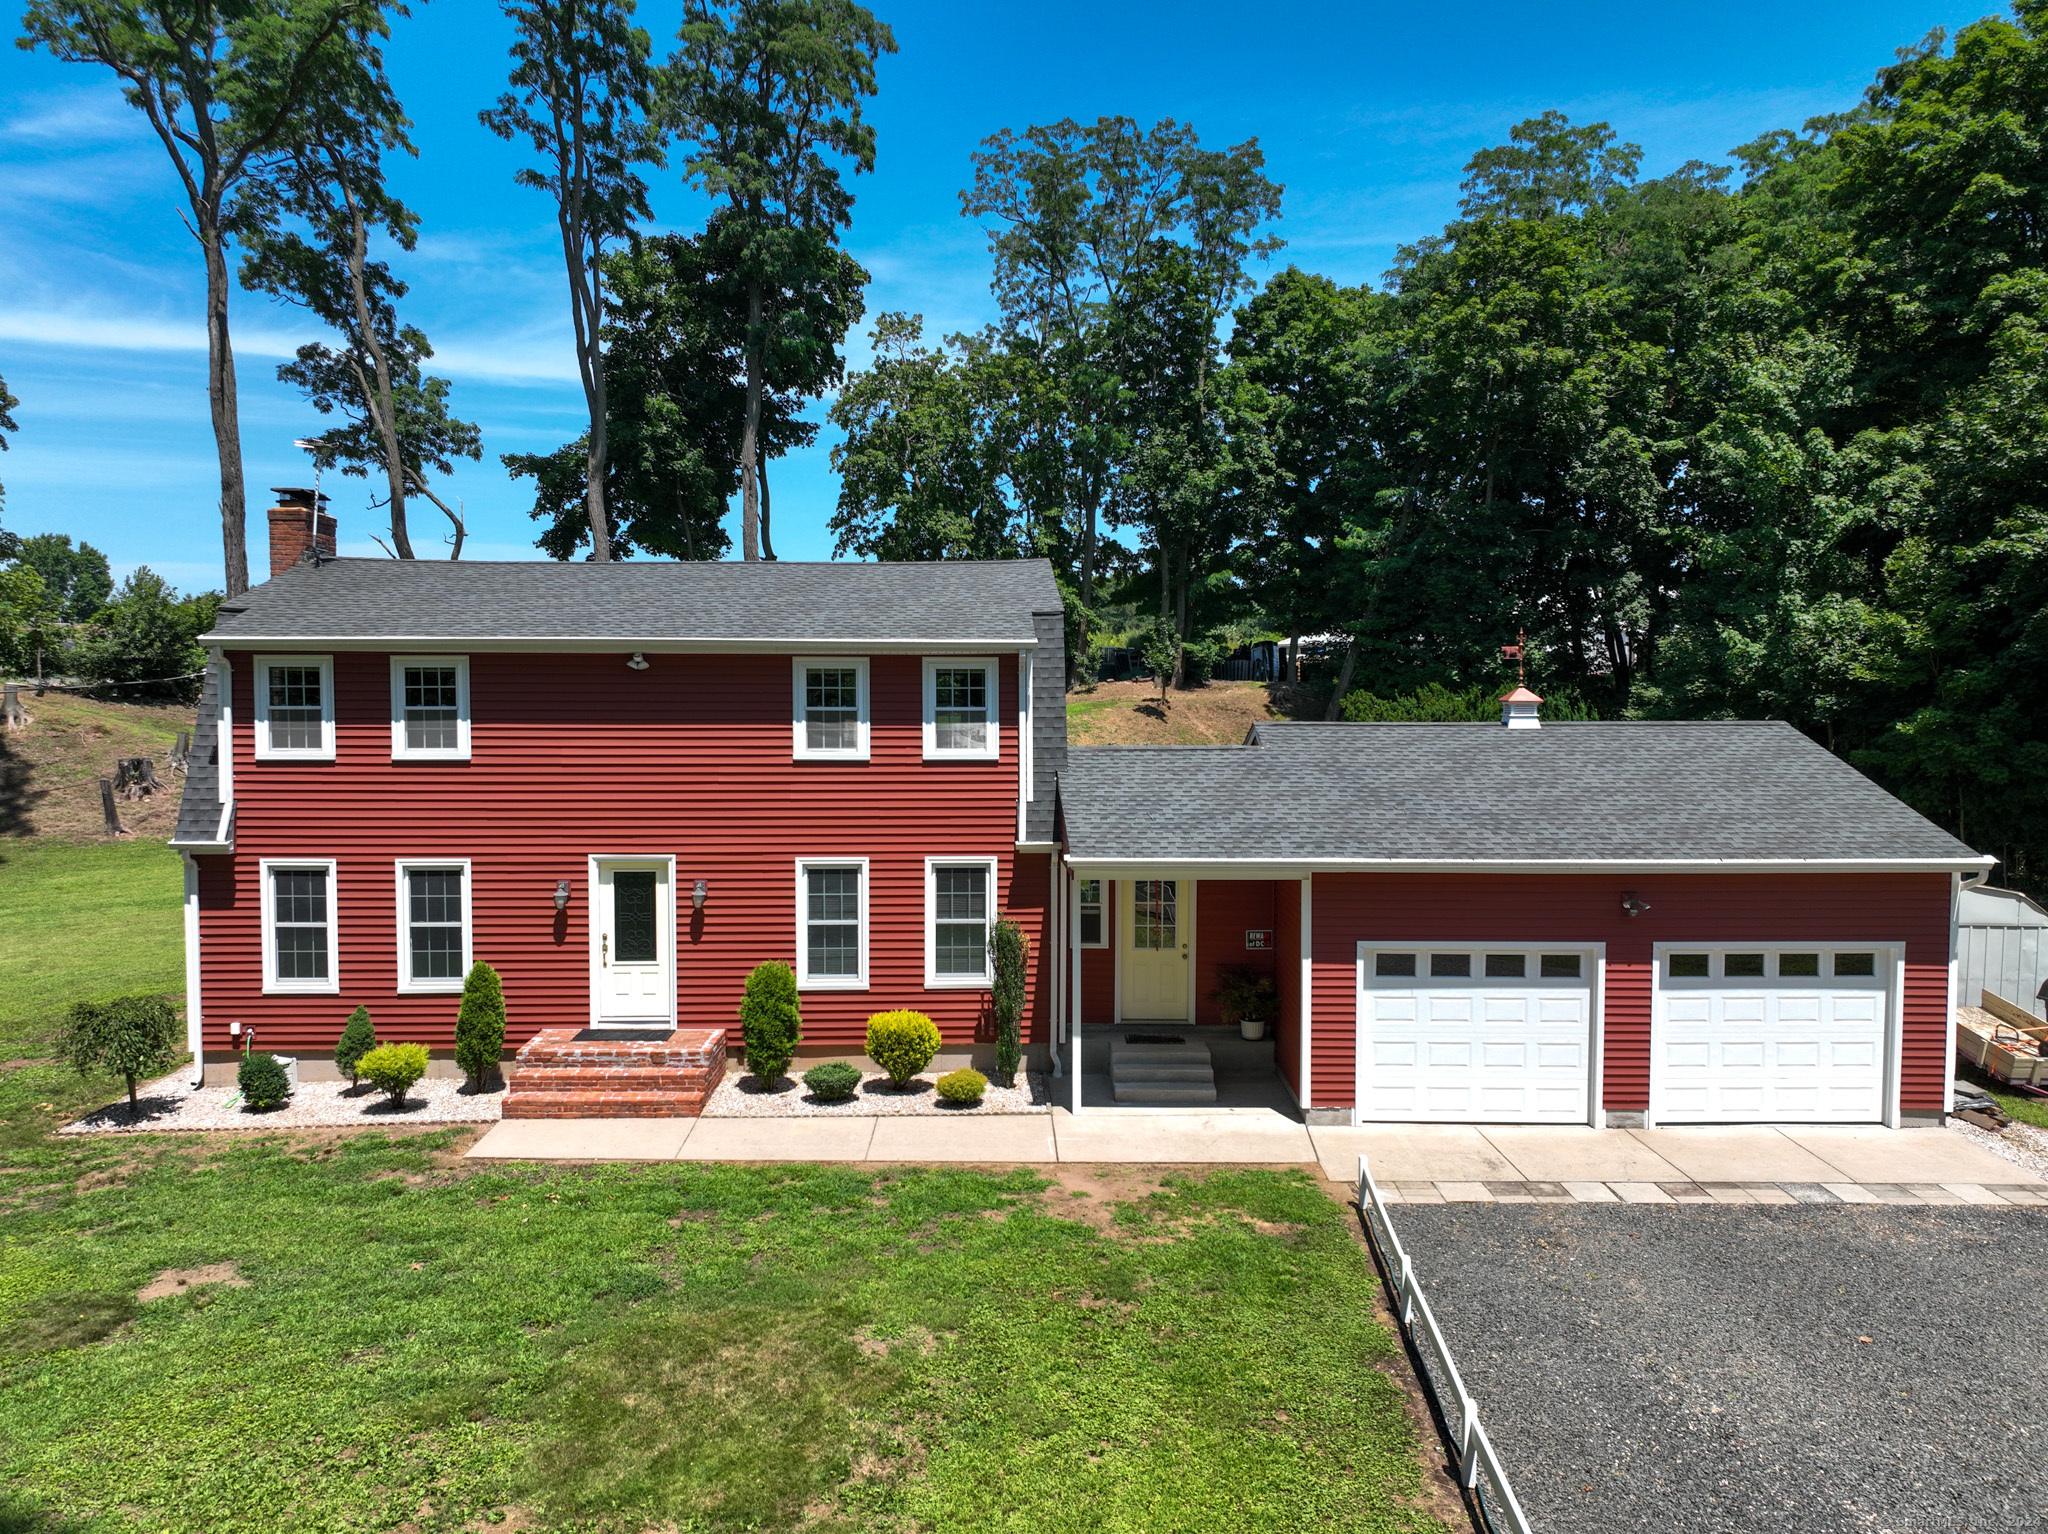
(1110, 1041, 1217, 1105)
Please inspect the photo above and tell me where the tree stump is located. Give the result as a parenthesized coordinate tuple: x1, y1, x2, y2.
(1, 684, 26, 730)
(114, 757, 161, 801)
(170, 730, 191, 772)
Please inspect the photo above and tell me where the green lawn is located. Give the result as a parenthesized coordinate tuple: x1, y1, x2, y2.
(0, 841, 1448, 1533)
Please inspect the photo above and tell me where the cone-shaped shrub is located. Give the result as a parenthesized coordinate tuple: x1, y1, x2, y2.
(334, 1006, 377, 1084)
(358, 1043, 428, 1106)
(238, 1051, 290, 1111)
(988, 914, 1030, 1087)
(739, 962, 802, 1084)
(454, 962, 505, 1089)
(865, 1010, 941, 1087)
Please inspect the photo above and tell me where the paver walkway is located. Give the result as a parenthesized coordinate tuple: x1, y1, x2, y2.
(467, 1110, 2045, 1196)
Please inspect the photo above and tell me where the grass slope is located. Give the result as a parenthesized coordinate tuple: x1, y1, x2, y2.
(0, 693, 195, 840)
(1067, 679, 1291, 746)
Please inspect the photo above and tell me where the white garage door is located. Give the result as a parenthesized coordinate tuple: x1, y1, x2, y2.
(1652, 947, 1891, 1124)
(1358, 946, 1595, 1124)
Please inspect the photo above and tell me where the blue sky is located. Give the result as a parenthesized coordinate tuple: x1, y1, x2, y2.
(0, 0, 2005, 591)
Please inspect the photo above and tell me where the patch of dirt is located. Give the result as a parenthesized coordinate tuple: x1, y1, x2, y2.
(137, 1262, 248, 1303)
(0, 691, 198, 840)
(4, 1290, 140, 1353)
(851, 1325, 941, 1359)
(1066, 679, 1293, 746)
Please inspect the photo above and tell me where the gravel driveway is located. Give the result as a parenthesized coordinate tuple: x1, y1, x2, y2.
(1392, 1202, 2048, 1534)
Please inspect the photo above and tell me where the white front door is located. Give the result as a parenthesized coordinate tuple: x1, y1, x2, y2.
(594, 860, 674, 1024)
(1652, 946, 1890, 1123)
(1358, 946, 1595, 1124)
(1122, 879, 1190, 1020)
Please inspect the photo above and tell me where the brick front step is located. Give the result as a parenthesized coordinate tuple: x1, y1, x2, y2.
(502, 1027, 726, 1120)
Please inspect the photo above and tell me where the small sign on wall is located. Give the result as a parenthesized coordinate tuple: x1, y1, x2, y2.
(1245, 929, 1273, 950)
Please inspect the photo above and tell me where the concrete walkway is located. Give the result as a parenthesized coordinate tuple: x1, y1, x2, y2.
(466, 1111, 2045, 1201)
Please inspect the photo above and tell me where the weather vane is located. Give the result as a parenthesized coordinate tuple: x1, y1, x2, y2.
(1500, 630, 1526, 687)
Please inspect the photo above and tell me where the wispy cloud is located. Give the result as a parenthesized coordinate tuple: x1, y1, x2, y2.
(0, 86, 144, 145)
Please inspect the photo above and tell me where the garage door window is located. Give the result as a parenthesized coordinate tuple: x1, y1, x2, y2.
(1835, 952, 1875, 976)
(1779, 952, 1820, 976)
(1375, 953, 1416, 977)
(1540, 953, 1581, 978)
(1725, 952, 1766, 977)
(1430, 953, 1471, 977)
(1485, 953, 1525, 977)
(1670, 953, 1710, 977)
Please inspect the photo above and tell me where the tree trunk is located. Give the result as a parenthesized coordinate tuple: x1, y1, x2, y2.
(203, 229, 250, 596)
(760, 451, 776, 560)
(343, 193, 412, 558)
(1323, 638, 1357, 720)
(561, 207, 611, 562)
(739, 280, 765, 561)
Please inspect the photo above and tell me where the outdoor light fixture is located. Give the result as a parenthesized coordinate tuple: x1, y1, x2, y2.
(692, 879, 708, 910)
(627, 651, 649, 670)
(554, 880, 570, 910)
(1620, 891, 1651, 918)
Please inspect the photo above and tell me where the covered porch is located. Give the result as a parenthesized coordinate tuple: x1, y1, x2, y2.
(1051, 866, 1310, 1116)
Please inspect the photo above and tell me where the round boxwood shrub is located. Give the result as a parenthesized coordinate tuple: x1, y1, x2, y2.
(865, 1010, 942, 1088)
(238, 1051, 291, 1111)
(334, 1005, 377, 1085)
(802, 1060, 862, 1102)
(936, 1068, 987, 1106)
(357, 1042, 429, 1107)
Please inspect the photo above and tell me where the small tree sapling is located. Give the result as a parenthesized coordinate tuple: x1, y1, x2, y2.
(62, 994, 181, 1116)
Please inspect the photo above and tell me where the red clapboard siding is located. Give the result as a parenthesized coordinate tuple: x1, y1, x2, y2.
(200, 650, 1049, 1057)
(1308, 871, 1952, 1112)
(1274, 879, 1302, 1101)
(1079, 880, 1117, 1023)
(1192, 880, 1279, 1027)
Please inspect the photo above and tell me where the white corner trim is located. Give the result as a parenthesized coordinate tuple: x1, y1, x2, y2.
(795, 856, 871, 990)
(393, 859, 474, 993)
(1300, 876, 1313, 1113)
(389, 655, 472, 761)
(213, 650, 234, 803)
(182, 854, 203, 1085)
(924, 856, 999, 989)
(251, 654, 336, 762)
(792, 656, 871, 762)
(259, 857, 340, 995)
(922, 655, 1001, 762)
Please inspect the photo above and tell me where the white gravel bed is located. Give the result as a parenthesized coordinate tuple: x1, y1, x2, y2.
(62, 1071, 503, 1134)
(1950, 1114, 2048, 1178)
(704, 1068, 1051, 1117)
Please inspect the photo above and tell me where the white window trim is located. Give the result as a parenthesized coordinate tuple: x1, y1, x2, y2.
(389, 655, 472, 761)
(926, 856, 999, 988)
(1077, 877, 1109, 949)
(252, 654, 336, 761)
(792, 657, 871, 761)
(922, 655, 1001, 761)
(260, 857, 340, 995)
(795, 856, 870, 989)
(393, 859, 473, 994)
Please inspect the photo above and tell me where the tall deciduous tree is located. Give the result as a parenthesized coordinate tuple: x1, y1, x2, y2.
(481, 0, 661, 563)
(19, 0, 400, 595)
(239, 53, 478, 556)
(662, 0, 894, 560)
(0, 370, 17, 525)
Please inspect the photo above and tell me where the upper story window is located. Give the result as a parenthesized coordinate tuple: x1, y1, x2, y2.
(923, 657, 999, 760)
(792, 658, 869, 761)
(1077, 878, 1107, 948)
(390, 656, 471, 761)
(253, 655, 335, 761)
(262, 858, 338, 993)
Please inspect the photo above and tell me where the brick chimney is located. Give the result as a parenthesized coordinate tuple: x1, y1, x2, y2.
(268, 487, 336, 578)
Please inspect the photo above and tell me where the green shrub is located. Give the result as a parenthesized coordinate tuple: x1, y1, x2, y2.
(237, 1051, 291, 1111)
(357, 1043, 429, 1106)
(61, 993, 182, 1115)
(334, 1005, 377, 1084)
(936, 1068, 987, 1105)
(454, 961, 506, 1088)
(738, 961, 802, 1084)
(1179, 635, 1221, 686)
(865, 1010, 941, 1087)
(802, 1060, 862, 1102)
(1211, 966, 1278, 1028)
(989, 914, 1030, 1087)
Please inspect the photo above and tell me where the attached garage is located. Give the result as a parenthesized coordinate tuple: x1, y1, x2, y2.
(1650, 945, 1895, 1124)
(1357, 945, 1598, 1124)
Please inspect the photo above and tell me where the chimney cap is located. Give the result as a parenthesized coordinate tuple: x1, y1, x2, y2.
(270, 485, 329, 506)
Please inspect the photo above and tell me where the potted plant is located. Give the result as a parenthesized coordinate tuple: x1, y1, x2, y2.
(1212, 967, 1278, 1041)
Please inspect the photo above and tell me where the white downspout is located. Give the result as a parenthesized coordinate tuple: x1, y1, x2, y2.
(182, 853, 203, 1087)
(1049, 856, 1065, 1075)
(1069, 863, 1084, 1113)
(1299, 875, 1313, 1113)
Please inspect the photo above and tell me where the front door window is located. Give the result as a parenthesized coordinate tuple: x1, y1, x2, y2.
(1133, 880, 1177, 950)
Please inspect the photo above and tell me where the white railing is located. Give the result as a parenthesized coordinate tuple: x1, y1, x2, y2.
(1356, 1155, 1534, 1534)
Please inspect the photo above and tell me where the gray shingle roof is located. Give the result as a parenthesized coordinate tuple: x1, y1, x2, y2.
(1057, 720, 1985, 866)
(169, 666, 230, 848)
(205, 557, 1061, 645)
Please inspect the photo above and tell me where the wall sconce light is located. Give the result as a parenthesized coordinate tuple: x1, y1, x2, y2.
(627, 651, 649, 670)
(554, 880, 570, 911)
(692, 878, 708, 910)
(1620, 891, 1651, 919)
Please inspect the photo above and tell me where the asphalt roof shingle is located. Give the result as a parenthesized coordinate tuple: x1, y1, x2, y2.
(205, 557, 1063, 644)
(1057, 720, 1983, 865)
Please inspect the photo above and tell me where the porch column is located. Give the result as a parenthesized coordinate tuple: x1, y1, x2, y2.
(1298, 875, 1312, 1110)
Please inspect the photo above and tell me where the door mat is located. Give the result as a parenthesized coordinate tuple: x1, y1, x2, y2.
(1124, 1032, 1186, 1045)
(572, 1027, 676, 1042)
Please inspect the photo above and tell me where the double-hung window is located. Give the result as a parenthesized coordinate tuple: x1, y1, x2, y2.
(262, 859, 338, 993)
(927, 858, 997, 986)
(1076, 878, 1107, 948)
(797, 859, 868, 988)
(793, 658, 869, 760)
(395, 861, 471, 991)
(922, 657, 999, 760)
(390, 656, 470, 760)
(254, 655, 335, 760)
